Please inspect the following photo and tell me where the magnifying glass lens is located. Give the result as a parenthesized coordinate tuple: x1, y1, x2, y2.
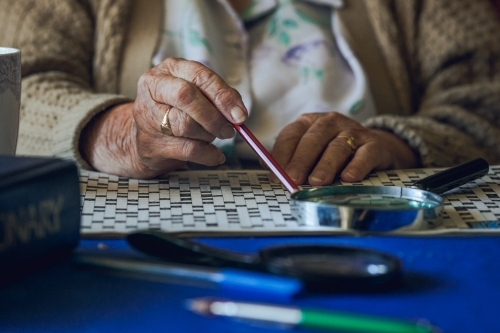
(260, 245, 402, 292)
(310, 194, 437, 210)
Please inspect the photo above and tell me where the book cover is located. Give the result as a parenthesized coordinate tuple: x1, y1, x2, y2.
(0, 155, 81, 283)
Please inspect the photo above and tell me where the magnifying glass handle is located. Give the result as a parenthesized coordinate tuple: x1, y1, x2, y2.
(412, 158, 489, 194)
(127, 231, 258, 268)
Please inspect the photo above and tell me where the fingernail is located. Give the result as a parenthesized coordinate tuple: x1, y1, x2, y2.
(218, 153, 226, 165)
(218, 124, 235, 139)
(310, 173, 324, 184)
(345, 169, 357, 180)
(231, 105, 247, 123)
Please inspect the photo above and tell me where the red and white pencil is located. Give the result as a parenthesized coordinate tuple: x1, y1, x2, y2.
(233, 124, 299, 194)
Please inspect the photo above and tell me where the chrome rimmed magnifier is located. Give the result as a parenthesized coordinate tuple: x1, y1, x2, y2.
(127, 230, 403, 292)
(290, 158, 489, 232)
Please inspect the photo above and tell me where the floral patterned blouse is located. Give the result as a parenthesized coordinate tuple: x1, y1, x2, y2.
(154, 0, 376, 160)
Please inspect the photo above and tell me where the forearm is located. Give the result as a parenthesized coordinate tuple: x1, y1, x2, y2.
(363, 105, 500, 167)
(364, 73, 500, 167)
(3, 0, 137, 168)
(363, 0, 500, 167)
(18, 72, 132, 168)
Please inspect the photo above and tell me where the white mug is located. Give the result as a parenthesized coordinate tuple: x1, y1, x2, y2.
(0, 47, 21, 155)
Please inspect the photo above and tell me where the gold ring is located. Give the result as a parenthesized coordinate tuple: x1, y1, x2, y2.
(160, 106, 173, 136)
(337, 135, 357, 154)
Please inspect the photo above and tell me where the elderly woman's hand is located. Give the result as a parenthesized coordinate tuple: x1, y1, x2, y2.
(81, 58, 248, 178)
(269, 112, 420, 185)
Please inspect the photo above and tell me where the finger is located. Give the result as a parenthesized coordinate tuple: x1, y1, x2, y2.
(340, 142, 388, 182)
(138, 133, 227, 167)
(269, 119, 310, 183)
(308, 135, 358, 185)
(156, 58, 248, 124)
(169, 139, 226, 166)
(139, 71, 237, 140)
(282, 116, 339, 185)
(166, 106, 218, 142)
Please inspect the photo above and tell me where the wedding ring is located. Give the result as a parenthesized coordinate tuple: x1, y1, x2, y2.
(160, 106, 173, 136)
(337, 135, 357, 154)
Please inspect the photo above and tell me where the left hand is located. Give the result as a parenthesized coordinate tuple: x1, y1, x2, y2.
(268, 112, 420, 185)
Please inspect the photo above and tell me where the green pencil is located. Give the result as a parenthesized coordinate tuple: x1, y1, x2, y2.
(187, 298, 437, 333)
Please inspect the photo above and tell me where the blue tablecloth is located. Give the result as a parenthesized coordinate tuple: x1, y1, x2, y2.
(1, 235, 499, 333)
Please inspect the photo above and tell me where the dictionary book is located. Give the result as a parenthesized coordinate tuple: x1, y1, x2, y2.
(0, 155, 81, 283)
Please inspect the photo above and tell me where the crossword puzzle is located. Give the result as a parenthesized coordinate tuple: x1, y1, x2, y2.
(80, 166, 500, 236)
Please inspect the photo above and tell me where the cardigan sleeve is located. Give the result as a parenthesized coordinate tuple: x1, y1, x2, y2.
(362, 0, 500, 167)
(0, 0, 132, 169)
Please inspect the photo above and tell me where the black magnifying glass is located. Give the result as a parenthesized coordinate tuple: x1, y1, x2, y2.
(126, 231, 402, 292)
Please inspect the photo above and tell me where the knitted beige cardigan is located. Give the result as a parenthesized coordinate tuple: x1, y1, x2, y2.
(1, 0, 499, 171)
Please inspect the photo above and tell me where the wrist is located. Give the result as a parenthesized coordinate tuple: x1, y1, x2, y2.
(79, 102, 135, 171)
(373, 129, 420, 169)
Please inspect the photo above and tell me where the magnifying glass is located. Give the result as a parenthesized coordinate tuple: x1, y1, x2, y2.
(291, 158, 489, 232)
(127, 230, 402, 292)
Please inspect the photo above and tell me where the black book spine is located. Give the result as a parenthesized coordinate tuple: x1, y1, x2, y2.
(0, 157, 81, 283)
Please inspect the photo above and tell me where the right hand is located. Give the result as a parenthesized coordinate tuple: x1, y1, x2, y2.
(81, 57, 248, 178)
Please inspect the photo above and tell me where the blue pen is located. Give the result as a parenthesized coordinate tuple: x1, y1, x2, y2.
(73, 254, 303, 298)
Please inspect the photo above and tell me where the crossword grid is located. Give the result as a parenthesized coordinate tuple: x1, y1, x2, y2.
(80, 166, 500, 235)
(80, 170, 297, 234)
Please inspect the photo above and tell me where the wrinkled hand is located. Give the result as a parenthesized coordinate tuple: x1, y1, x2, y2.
(81, 58, 248, 178)
(268, 112, 420, 185)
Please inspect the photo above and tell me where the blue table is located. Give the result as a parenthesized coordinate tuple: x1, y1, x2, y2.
(1, 235, 499, 333)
